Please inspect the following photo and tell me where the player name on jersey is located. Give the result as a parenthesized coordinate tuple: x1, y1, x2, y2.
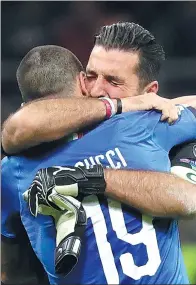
(75, 147, 127, 169)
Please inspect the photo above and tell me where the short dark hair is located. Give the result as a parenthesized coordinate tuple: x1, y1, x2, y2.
(95, 22, 165, 87)
(17, 45, 83, 102)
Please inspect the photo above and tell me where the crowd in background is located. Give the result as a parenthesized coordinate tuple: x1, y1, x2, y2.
(1, 0, 196, 247)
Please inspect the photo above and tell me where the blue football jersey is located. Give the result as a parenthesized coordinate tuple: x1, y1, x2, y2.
(2, 107, 195, 284)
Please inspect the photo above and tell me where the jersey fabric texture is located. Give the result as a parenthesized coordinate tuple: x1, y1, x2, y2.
(2, 107, 196, 284)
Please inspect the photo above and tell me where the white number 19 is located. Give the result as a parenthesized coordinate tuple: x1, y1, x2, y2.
(83, 195, 161, 283)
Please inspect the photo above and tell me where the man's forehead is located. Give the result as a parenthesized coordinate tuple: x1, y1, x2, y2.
(87, 46, 139, 75)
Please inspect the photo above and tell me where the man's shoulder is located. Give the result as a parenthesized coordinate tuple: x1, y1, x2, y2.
(99, 110, 160, 130)
(119, 110, 161, 125)
(117, 105, 195, 126)
(113, 110, 162, 136)
(118, 110, 160, 119)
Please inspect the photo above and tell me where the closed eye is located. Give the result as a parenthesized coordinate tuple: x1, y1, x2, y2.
(110, 81, 120, 86)
(106, 75, 123, 86)
(86, 74, 96, 79)
(86, 69, 97, 79)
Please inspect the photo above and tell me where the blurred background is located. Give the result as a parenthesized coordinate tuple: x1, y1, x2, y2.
(1, 1, 196, 283)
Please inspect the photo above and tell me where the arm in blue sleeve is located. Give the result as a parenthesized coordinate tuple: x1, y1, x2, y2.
(153, 106, 196, 152)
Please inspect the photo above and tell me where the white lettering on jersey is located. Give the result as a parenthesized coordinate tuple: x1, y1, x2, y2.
(75, 147, 160, 281)
(83, 195, 161, 282)
(75, 147, 127, 169)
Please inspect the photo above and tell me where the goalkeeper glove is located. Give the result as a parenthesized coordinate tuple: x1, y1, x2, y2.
(24, 165, 106, 217)
(23, 191, 87, 276)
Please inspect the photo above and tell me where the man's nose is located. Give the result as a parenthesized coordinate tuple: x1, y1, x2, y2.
(90, 78, 108, 98)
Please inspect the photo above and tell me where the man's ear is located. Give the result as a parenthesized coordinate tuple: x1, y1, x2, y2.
(79, 71, 88, 96)
(143, 81, 159, 94)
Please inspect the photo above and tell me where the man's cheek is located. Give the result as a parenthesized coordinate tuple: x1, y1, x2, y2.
(108, 89, 125, 99)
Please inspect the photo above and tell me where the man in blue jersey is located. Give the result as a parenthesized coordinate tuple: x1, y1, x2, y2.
(2, 45, 182, 285)
(2, 23, 196, 284)
(2, 98, 196, 284)
(1, 44, 185, 285)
